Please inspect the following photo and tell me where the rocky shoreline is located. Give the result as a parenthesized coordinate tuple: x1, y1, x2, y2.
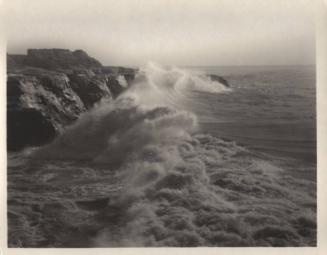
(7, 48, 229, 151)
(7, 49, 136, 151)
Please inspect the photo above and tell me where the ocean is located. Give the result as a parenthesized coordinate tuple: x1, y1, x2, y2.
(187, 65, 316, 178)
(7, 64, 316, 247)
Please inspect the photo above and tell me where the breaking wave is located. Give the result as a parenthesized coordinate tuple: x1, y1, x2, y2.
(8, 63, 316, 247)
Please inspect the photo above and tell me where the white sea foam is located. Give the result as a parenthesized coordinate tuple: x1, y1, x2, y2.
(8, 63, 316, 247)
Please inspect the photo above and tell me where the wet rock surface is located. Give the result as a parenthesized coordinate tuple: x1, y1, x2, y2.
(7, 49, 136, 151)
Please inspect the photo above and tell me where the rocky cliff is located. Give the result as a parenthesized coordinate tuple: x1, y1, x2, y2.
(7, 49, 136, 151)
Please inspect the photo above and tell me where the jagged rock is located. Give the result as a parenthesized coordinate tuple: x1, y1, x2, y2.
(102, 66, 136, 86)
(106, 75, 126, 98)
(68, 73, 112, 109)
(7, 73, 86, 150)
(208, 74, 230, 88)
(7, 49, 136, 151)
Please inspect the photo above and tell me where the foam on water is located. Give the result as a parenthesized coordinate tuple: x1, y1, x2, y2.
(7, 63, 316, 247)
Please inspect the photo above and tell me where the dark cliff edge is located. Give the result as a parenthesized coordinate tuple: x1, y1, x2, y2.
(7, 49, 136, 151)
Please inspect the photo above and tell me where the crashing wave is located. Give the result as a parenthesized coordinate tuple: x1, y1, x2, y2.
(8, 63, 316, 247)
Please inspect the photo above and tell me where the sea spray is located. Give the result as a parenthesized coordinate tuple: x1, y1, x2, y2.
(8, 63, 316, 247)
(32, 62, 229, 161)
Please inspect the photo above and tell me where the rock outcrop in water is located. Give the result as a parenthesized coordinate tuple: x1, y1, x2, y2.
(7, 49, 136, 151)
(208, 74, 230, 88)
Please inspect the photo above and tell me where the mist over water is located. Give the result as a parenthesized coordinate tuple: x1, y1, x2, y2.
(8, 63, 316, 247)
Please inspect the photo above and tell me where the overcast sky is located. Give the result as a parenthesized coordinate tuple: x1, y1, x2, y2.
(5, 0, 316, 66)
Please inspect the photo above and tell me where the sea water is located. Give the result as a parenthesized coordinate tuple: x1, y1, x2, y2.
(187, 65, 316, 177)
(7, 63, 316, 247)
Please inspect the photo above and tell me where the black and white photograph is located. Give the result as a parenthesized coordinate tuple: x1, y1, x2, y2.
(3, 0, 324, 250)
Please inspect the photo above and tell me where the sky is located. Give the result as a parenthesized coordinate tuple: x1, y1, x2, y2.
(4, 0, 316, 66)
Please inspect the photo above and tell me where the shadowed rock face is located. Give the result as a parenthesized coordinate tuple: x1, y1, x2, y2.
(7, 73, 86, 150)
(68, 73, 112, 109)
(106, 76, 125, 98)
(7, 109, 57, 151)
(7, 49, 136, 151)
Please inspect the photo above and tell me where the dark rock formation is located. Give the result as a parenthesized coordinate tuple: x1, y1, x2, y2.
(7, 49, 136, 151)
(68, 73, 112, 109)
(208, 74, 230, 88)
(102, 66, 136, 86)
(105, 76, 125, 98)
(7, 109, 57, 151)
(24, 49, 102, 70)
(7, 72, 86, 150)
